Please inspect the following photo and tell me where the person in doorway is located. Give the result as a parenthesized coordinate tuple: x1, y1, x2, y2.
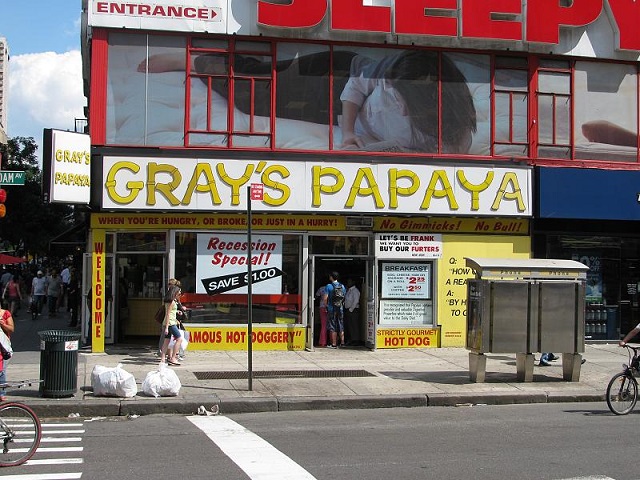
(30, 270, 47, 319)
(323, 272, 346, 349)
(2, 275, 22, 317)
(315, 285, 328, 347)
(160, 284, 184, 366)
(0, 305, 15, 401)
(344, 278, 361, 346)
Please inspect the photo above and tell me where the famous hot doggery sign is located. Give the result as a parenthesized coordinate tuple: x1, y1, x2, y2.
(88, 0, 640, 52)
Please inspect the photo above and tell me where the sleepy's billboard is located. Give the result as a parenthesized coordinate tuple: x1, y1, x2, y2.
(87, 0, 640, 54)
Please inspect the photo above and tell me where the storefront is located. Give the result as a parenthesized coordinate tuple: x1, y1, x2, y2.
(535, 167, 640, 343)
(80, 0, 640, 353)
(83, 159, 532, 352)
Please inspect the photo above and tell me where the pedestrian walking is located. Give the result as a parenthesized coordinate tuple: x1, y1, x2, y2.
(159, 284, 184, 366)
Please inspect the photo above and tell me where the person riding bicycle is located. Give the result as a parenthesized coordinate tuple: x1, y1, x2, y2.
(619, 323, 640, 347)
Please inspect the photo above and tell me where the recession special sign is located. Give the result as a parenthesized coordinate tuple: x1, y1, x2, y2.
(196, 233, 283, 295)
(101, 157, 532, 217)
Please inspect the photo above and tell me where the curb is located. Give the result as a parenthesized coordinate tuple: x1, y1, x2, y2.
(21, 391, 605, 419)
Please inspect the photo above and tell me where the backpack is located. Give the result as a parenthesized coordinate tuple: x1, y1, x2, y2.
(331, 283, 345, 308)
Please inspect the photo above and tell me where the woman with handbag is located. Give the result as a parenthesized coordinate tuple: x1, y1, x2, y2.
(159, 284, 183, 366)
(0, 307, 15, 401)
(157, 278, 188, 359)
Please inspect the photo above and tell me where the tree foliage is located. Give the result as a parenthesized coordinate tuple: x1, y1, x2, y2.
(0, 137, 73, 257)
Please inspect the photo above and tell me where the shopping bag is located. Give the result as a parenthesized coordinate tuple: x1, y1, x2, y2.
(168, 330, 189, 352)
(0, 329, 11, 360)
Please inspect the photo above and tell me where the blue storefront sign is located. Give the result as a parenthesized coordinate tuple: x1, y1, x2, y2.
(538, 167, 640, 220)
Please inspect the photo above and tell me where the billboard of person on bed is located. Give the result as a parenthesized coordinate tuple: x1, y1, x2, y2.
(185, 48, 478, 153)
(107, 34, 640, 161)
(107, 35, 490, 154)
(574, 61, 638, 162)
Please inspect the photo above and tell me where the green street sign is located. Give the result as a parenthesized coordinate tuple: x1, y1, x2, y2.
(0, 171, 25, 185)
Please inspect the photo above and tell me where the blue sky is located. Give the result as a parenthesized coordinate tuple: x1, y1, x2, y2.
(0, 0, 85, 152)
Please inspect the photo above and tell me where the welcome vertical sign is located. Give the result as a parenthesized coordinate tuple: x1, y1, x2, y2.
(92, 229, 106, 353)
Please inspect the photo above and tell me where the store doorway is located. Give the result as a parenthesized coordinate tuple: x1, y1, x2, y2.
(310, 256, 369, 348)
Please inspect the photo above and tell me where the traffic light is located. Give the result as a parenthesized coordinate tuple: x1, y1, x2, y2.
(0, 189, 6, 218)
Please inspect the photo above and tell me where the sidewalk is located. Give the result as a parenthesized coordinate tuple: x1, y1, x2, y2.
(5, 307, 622, 418)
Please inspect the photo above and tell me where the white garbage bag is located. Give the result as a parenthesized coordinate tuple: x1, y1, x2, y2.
(91, 363, 138, 398)
(142, 363, 181, 397)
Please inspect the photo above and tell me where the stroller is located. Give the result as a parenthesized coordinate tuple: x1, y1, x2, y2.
(29, 296, 40, 320)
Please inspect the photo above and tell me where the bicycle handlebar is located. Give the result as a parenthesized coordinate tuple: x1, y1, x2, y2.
(0, 380, 43, 390)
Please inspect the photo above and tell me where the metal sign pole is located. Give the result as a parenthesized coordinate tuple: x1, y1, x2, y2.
(247, 186, 253, 391)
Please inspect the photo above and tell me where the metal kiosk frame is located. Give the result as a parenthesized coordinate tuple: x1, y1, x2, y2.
(464, 258, 589, 383)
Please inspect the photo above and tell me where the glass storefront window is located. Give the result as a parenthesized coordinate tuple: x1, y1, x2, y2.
(574, 61, 638, 162)
(174, 231, 302, 324)
(310, 236, 369, 255)
(546, 234, 625, 340)
(118, 254, 165, 299)
(117, 232, 167, 252)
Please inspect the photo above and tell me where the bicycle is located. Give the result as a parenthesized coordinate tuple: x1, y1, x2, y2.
(606, 344, 640, 415)
(0, 381, 42, 467)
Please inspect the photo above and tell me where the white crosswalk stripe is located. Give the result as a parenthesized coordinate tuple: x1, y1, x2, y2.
(189, 415, 317, 480)
(556, 477, 616, 479)
(0, 421, 84, 479)
(0, 474, 82, 479)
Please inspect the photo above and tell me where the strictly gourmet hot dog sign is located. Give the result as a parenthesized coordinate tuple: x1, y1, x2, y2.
(196, 233, 283, 295)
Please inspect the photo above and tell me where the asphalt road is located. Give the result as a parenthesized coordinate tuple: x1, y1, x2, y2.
(6, 402, 638, 480)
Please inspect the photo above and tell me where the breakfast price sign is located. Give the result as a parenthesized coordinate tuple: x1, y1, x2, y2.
(381, 263, 431, 300)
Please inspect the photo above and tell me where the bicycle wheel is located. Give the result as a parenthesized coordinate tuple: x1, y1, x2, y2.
(606, 372, 638, 415)
(0, 403, 42, 467)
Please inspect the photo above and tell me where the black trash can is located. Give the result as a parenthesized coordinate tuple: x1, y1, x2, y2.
(38, 330, 81, 398)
